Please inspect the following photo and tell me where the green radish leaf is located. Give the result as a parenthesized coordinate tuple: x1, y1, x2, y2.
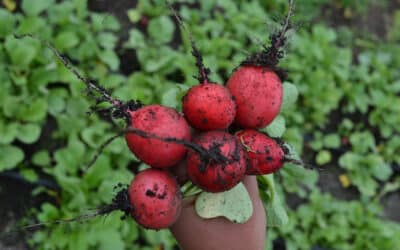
(21, 0, 55, 16)
(18, 98, 48, 122)
(9, 70, 27, 86)
(0, 9, 16, 38)
(54, 31, 79, 50)
(81, 125, 109, 148)
(17, 16, 46, 34)
(99, 49, 120, 71)
(148, 16, 175, 44)
(161, 87, 180, 109)
(97, 32, 118, 50)
(323, 133, 341, 149)
(265, 191, 288, 227)
(195, 182, 253, 223)
(37, 203, 59, 222)
(160, 85, 189, 109)
(0, 145, 24, 171)
(316, 150, 332, 165)
(16, 123, 41, 144)
(32, 150, 51, 167)
(263, 115, 286, 137)
(281, 82, 299, 112)
(124, 30, 146, 49)
(94, 228, 125, 250)
(5, 36, 39, 67)
(127, 9, 141, 23)
(83, 155, 111, 188)
(20, 168, 39, 182)
(257, 175, 289, 227)
(47, 92, 66, 116)
(0, 122, 18, 144)
(2, 96, 20, 118)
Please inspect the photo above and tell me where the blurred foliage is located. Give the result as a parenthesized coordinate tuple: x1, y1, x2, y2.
(0, 0, 399, 249)
(268, 190, 400, 250)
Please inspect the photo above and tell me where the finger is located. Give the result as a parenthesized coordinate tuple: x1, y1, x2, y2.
(169, 159, 189, 186)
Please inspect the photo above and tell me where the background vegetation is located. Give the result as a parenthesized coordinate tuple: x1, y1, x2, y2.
(0, 0, 399, 249)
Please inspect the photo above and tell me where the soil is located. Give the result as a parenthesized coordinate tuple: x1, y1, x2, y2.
(0, 176, 36, 250)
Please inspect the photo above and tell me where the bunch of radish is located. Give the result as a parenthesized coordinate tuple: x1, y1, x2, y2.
(14, 1, 299, 232)
(118, 2, 298, 229)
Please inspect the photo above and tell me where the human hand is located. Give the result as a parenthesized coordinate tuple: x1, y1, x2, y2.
(170, 176, 266, 250)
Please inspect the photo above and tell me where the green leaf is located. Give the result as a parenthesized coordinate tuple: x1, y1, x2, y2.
(21, 0, 55, 16)
(141, 229, 174, 248)
(281, 82, 299, 112)
(2, 96, 20, 118)
(138, 46, 176, 72)
(99, 50, 120, 71)
(316, 150, 332, 165)
(20, 168, 39, 182)
(161, 86, 181, 109)
(81, 124, 110, 148)
(32, 150, 51, 167)
(127, 9, 141, 23)
(195, 182, 253, 223)
(350, 131, 375, 154)
(16, 123, 41, 144)
(100, 14, 120, 31)
(18, 99, 48, 122)
(17, 16, 47, 34)
(378, 178, 400, 198)
(97, 229, 125, 250)
(339, 152, 362, 171)
(148, 16, 175, 44)
(97, 32, 118, 50)
(258, 175, 289, 227)
(47, 91, 66, 116)
(54, 137, 85, 174)
(5, 36, 40, 67)
(263, 115, 286, 137)
(0, 9, 16, 38)
(54, 31, 80, 50)
(29, 66, 58, 89)
(367, 155, 392, 181)
(9, 70, 27, 86)
(0, 122, 18, 144)
(66, 97, 89, 117)
(0, 145, 24, 171)
(124, 30, 146, 49)
(102, 74, 125, 89)
(83, 155, 111, 187)
(323, 134, 341, 149)
(37, 203, 59, 222)
(280, 163, 319, 195)
(351, 173, 377, 197)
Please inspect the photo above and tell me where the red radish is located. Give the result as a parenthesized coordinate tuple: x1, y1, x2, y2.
(125, 104, 191, 168)
(170, 6, 236, 130)
(128, 168, 182, 229)
(187, 131, 246, 192)
(182, 83, 236, 130)
(236, 130, 284, 175)
(227, 66, 282, 129)
(227, 0, 294, 129)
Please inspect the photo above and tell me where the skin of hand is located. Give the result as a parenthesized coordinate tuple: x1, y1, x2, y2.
(169, 176, 267, 250)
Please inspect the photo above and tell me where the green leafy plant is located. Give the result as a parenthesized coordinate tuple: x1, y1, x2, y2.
(268, 191, 400, 250)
